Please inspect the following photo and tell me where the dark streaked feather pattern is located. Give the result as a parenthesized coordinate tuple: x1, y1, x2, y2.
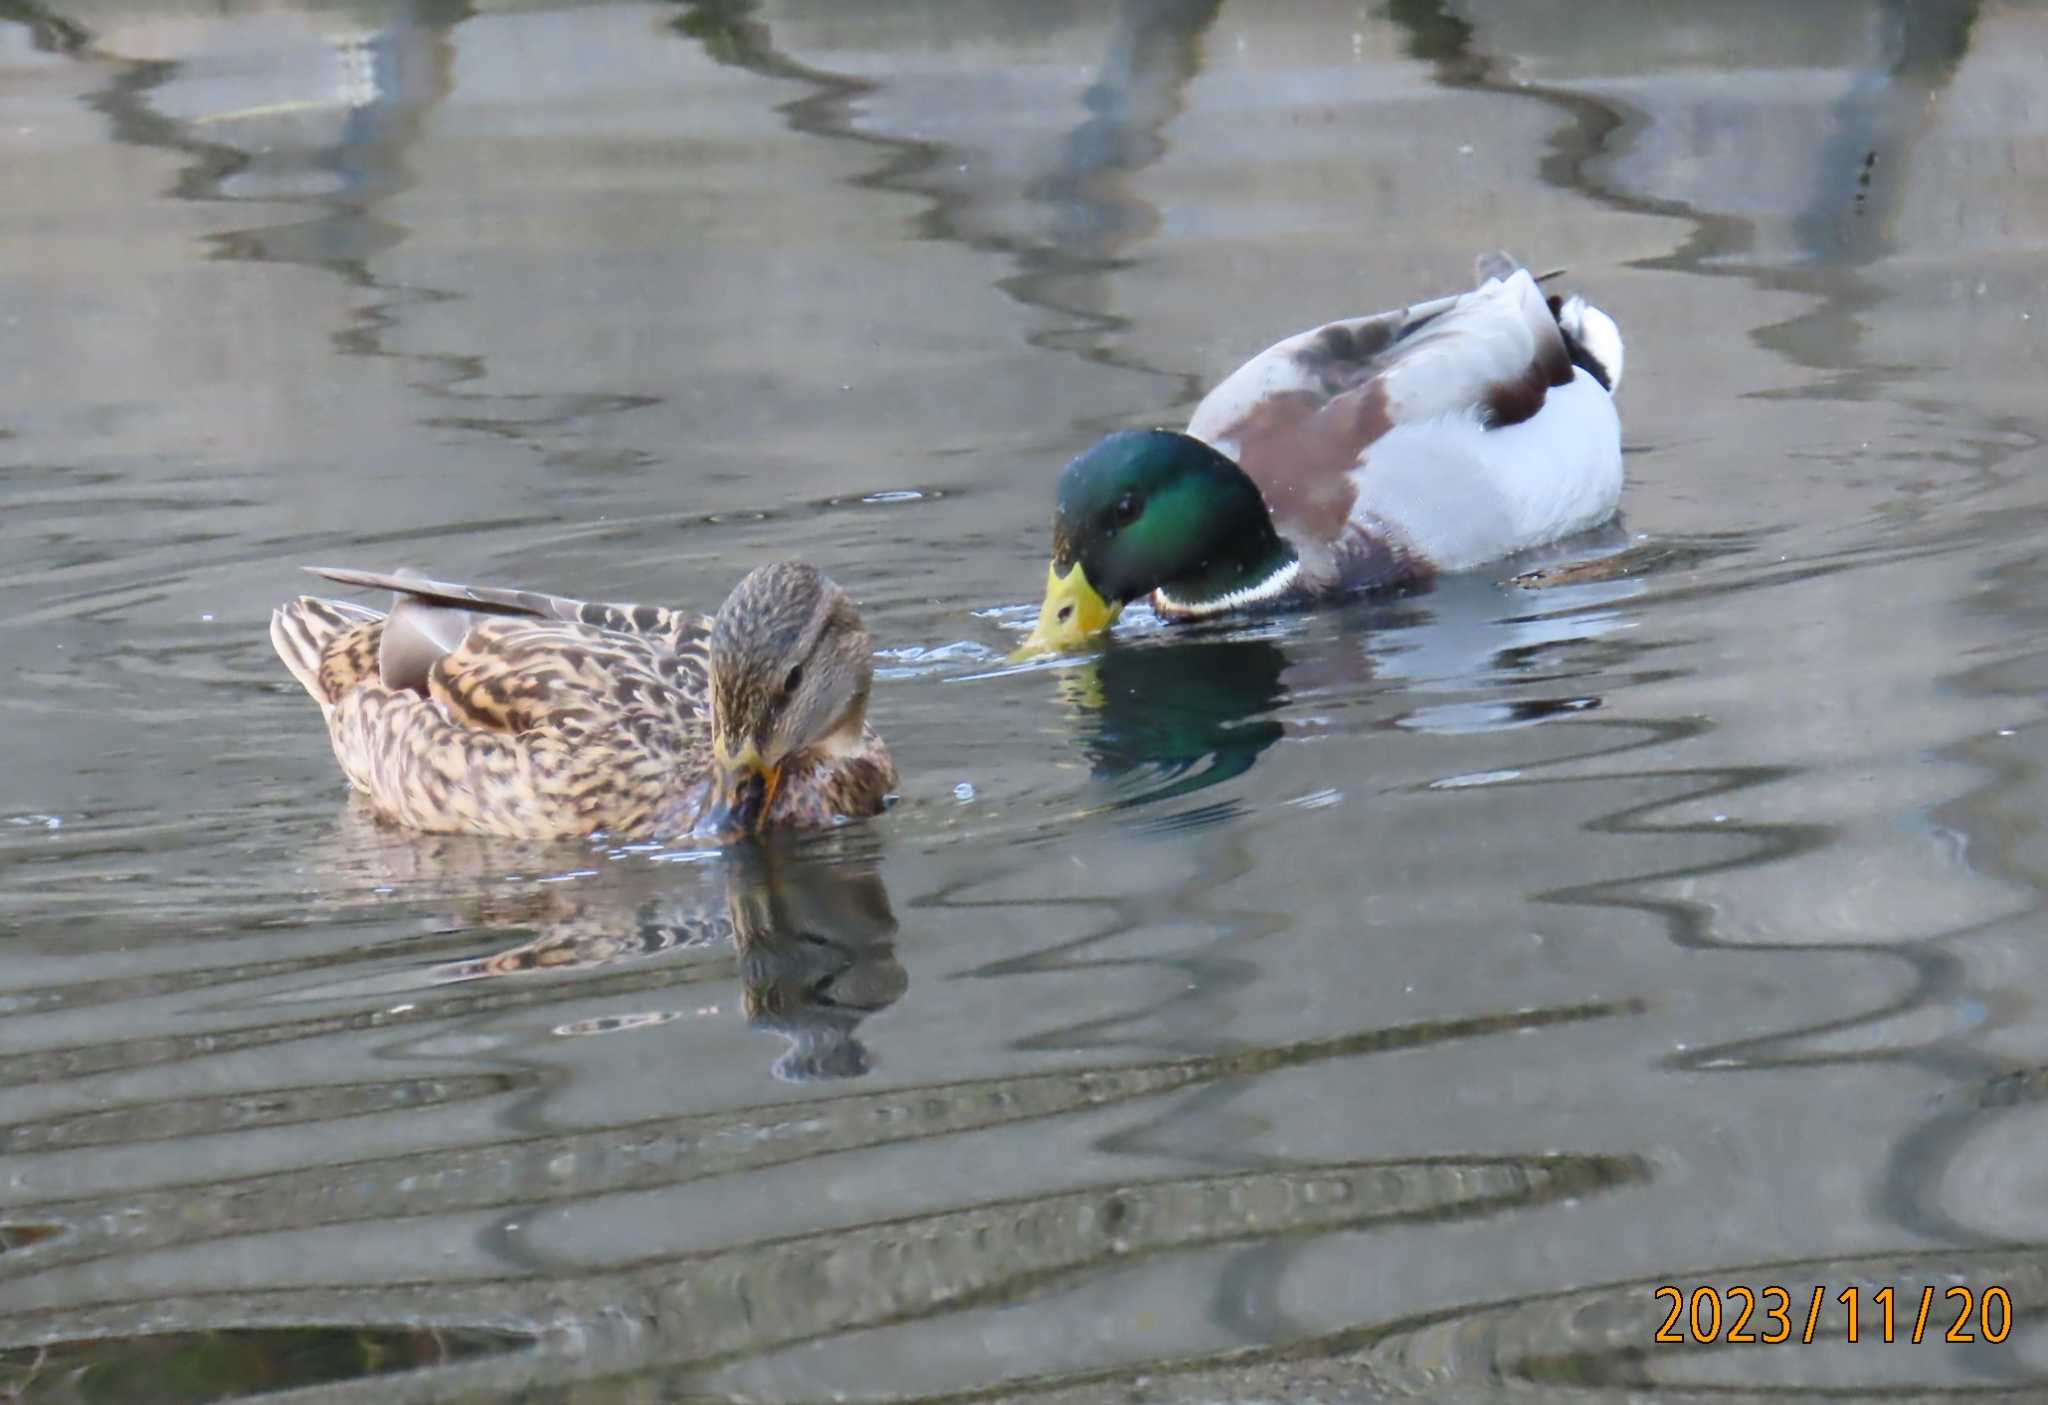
(271, 568, 891, 840)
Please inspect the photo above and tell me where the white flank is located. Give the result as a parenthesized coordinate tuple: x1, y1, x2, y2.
(1348, 366, 1623, 573)
(1154, 557, 1302, 618)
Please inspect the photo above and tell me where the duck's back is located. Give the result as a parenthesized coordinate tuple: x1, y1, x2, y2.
(272, 571, 715, 838)
(1184, 257, 1623, 586)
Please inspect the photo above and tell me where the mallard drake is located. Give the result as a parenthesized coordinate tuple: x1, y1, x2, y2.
(270, 562, 895, 841)
(1022, 252, 1625, 653)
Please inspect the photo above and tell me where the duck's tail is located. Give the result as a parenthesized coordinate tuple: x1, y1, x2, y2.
(270, 595, 384, 708)
(1552, 292, 1624, 394)
(1472, 251, 1624, 394)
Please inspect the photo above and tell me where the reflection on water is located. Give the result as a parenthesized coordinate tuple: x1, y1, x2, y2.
(729, 840, 904, 1080)
(672, 0, 1223, 400)
(301, 810, 907, 1082)
(6, 0, 2048, 1398)
(1060, 636, 1287, 820)
(0, 1323, 529, 1404)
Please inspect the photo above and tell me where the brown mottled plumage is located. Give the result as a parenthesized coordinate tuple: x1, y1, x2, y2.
(270, 563, 895, 841)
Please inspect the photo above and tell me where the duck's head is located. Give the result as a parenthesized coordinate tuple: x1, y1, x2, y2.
(1020, 429, 1291, 655)
(698, 562, 873, 838)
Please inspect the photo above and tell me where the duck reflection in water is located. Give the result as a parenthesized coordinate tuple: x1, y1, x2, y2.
(1061, 637, 1289, 815)
(727, 841, 904, 1081)
(315, 809, 904, 1081)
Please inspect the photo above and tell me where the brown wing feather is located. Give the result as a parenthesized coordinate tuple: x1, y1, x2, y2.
(322, 618, 712, 838)
(426, 617, 708, 737)
(328, 684, 590, 837)
(280, 569, 884, 840)
(307, 566, 706, 649)
(306, 566, 710, 698)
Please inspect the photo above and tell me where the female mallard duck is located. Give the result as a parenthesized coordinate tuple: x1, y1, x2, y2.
(270, 562, 895, 841)
(1022, 252, 1625, 653)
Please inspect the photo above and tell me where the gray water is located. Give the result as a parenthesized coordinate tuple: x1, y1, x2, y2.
(4, 1, 2048, 1400)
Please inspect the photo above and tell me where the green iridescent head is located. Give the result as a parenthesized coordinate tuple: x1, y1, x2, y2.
(1021, 429, 1291, 653)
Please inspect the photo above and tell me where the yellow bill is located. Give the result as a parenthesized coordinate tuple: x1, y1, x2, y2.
(1015, 561, 1123, 658)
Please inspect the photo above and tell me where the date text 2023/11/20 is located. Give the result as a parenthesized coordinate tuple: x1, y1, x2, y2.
(1654, 1284, 2013, 1346)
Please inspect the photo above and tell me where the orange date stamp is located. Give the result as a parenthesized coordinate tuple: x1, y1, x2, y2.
(1653, 1285, 2013, 1345)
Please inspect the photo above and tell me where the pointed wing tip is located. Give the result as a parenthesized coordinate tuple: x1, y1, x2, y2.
(304, 565, 380, 588)
(1475, 253, 1571, 288)
(303, 565, 440, 596)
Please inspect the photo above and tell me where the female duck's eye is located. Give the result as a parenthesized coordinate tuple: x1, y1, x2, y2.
(781, 664, 804, 697)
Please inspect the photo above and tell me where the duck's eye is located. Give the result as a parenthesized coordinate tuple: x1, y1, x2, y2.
(1108, 493, 1142, 530)
(781, 664, 804, 697)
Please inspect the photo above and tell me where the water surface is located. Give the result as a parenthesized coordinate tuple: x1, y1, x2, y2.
(5, 0, 2048, 1399)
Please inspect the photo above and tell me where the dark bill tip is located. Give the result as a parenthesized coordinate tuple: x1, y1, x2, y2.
(697, 767, 771, 841)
